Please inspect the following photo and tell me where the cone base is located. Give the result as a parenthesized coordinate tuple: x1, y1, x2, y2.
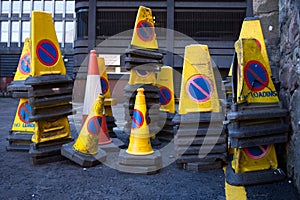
(99, 138, 126, 152)
(61, 142, 107, 167)
(29, 137, 73, 165)
(117, 149, 162, 174)
(6, 131, 33, 152)
(177, 160, 223, 172)
(225, 162, 285, 186)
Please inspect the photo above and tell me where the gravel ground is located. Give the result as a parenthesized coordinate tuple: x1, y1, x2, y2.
(0, 97, 299, 199)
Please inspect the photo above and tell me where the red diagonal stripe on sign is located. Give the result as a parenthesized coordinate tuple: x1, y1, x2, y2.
(40, 46, 56, 61)
(248, 67, 267, 86)
(190, 81, 210, 98)
(140, 23, 152, 39)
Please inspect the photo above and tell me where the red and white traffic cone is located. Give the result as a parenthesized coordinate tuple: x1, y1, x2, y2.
(82, 50, 102, 126)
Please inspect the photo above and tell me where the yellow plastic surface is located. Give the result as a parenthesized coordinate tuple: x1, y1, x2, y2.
(239, 18, 271, 76)
(128, 69, 156, 85)
(232, 144, 278, 173)
(126, 88, 154, 155)
(131, 6, 158, 50)
(157, 66, 175, 113)
(97, 57, 111, 98)
(73, 94, 105, 155)
(30, 11, 66, 76)
(235, 38, 278, 104)
(32, 116, 71, 144)
(13, 38, 31, 81)
(11, 98, 35, 132)
(178, 44, 220, 114)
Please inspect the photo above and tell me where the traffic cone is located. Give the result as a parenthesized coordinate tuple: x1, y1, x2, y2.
(61, 94, 107, 167)
(126, 88, 154, 155)
(98, 114, 112, 145)
(82, 50, 102, 125)
(118, 88, 162, 174)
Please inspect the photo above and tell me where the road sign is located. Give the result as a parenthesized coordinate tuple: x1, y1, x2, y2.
(244, 60, 269, 92)
(136, 20, 154, 42)
(87, 116, 102, 136)
(36, 39, 59, 66)
(186, 75, 213, 102)
(18, 53, 31, 75)
(18, 101, 32, 124)
(131, 109, 144, 129)
(100, 76, 109, 95)
(244, 145, 270, 159)
(159, 87, 172, 106)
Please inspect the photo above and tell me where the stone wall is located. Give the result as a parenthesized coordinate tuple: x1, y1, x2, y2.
(253, 0, 280, 81)
(279, 0, 300, 193)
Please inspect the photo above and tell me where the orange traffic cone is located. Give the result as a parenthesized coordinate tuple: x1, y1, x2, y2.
(82, 50, 102, 126)
(98, 114, 112, 145)
(126, 88, 154, 155)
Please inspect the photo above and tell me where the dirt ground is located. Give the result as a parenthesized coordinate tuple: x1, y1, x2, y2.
(0, 97, 299, 199)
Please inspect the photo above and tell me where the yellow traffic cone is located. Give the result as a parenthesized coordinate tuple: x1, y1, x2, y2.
(74, 94, 105, 155)
(61, 94, 107, 167)
(126, 88, 154, 155)
(82, 50, 102, 125)
(157, 66, 175, 113)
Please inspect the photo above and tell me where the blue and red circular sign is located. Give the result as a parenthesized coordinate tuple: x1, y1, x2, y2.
(186, 75, 213, 102)
(131, 109, 144, 129)
(136, 20, 154, 42)
(244, 60, 269, 92)
(18, 101, 32, 124)
(255, 39, 262, 51)
(18, 53, 31, 75)
(100, 76, 109, 95)
(244, 145, 270, 159)
(87, 116, 102, 136)
(36, 39, 59, 66)
(159, 87, 172, 106)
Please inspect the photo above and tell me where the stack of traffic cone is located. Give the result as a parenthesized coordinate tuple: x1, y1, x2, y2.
(6, 38, 34, 151)
(122, 6, 163, 144)
(82, 50, 102, 126)
(61, 94, 107, 167)
(117, 88, 162, 174)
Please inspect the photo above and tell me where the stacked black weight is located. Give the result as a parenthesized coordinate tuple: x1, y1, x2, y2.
(24, 74, 74, 164)
(6, 80, 33, 151)
(173, 112, 227, 171)
(157, 112, 176, 142)
(123, 47, 163, 140)
(227, 103, 289, 149)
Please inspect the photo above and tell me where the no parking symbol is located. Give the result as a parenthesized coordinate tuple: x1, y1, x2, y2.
(36, 39, 59, 66)
(186, 75, 213, 102)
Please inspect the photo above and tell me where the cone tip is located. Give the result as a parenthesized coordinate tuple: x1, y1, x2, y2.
(137, 88, 144, 93)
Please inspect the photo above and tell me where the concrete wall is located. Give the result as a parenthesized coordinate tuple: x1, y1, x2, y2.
(279, 0, 300, 193)
(254, 0, 300, 193)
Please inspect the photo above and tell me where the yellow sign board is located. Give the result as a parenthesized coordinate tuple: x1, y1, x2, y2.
(131, 6, 158, 50)
(239, 17, 271, 75)
(30, 11, 66, 76)
(11, 98, 35, 132)
(178, 45, 220, 114)
(232, 144, 278, 173)
(235, 38, 278, 103)
(14, 38, 31, 81)
(97, 57, 111, 98)
(157, 66, 175, 113)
